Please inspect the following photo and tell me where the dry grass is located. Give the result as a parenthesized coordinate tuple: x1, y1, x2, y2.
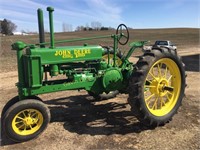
(1, 28, 199, 54)
(0, 28, 199, 72)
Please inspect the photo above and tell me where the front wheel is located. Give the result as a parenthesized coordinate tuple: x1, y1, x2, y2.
(128, 48, 186, 127)
(1, 95, 42, 118)
(2, 99, 50, 142)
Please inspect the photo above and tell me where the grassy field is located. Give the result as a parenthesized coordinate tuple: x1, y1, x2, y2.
(0, 28, 199, 72)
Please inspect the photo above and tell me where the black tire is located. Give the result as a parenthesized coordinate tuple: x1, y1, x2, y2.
(128, 47, 186, 127)
(88, 46, 122, 100)
(1, 95, 42, 118)
(2, 99, 50, 142)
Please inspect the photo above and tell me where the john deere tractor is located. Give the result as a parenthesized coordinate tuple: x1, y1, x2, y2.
(1, 7, 186, 142)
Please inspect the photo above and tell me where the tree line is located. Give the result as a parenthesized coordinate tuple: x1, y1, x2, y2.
(0, 19, 17, 35)
(1, 19, 123, 35)
(64, 21, 115, 32)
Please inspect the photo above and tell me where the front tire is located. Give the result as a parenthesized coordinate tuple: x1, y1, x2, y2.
(1, 95, 42, 118)
(2, 99, 50, 142)
(128, 48, 186, 127)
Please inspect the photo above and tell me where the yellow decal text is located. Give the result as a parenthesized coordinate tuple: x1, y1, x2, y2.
(55, 50, 73, 58)
(74, 49, 91, 58)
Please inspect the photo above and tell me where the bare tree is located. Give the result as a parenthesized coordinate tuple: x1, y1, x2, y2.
(62, 22, 73, 32)
(91, 21, 102, 30)
(76, 26, 84, 31)
(85, 23, 89, 31)
(1, 19, 17, 35)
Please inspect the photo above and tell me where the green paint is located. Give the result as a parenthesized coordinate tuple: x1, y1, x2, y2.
(37, 8, 45, 48)
(47, 7, 55, 48)
(102, 68, 123, 91)
(26, 45, 104, 65)
(11, 6, 148, 100)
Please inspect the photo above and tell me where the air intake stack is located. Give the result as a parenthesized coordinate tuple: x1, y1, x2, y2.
(37, 8, 45, 48)
(47, 7, 55, 48)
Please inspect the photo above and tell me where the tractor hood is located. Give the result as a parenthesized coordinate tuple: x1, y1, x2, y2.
(26, 45, 104, 65)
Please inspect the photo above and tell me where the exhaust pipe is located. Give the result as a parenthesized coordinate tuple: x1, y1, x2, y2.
(37, 8, 45, 48)
(47, 7, 55, 48)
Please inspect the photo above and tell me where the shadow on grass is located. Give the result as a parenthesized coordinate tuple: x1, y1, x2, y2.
(182, 54, 199, 72)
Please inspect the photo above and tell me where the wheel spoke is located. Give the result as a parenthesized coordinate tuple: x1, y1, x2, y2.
(149, 72, 158, 81)
(151, 67, 155, 75)
(152, 96, 159, 110)
(144, 85, 156, 88)
(160, 97, 162, 109)
(15, 120, 23, 125)
(168, 75, 172, 82)
(18, 123, 25, 129)
(145, 93, 155, 101)
(23, 125, 27, 131)
(28, 110, 31, 117)
(164, 66, 168, 78)
(167, 91, 173, 101)
(22, 111, 27, 117)
(29, 124, 33, 129)
(150, 67, 157, 77)
(32, 117, 39, 124)
(160, 97, 165, 109)
(157, 63, 162, 77)
(147, 96, 153, 106)
(31, 112, 37, 117)
(167, 91, 173, 95)
(16, 116, 24, 120)
(145, 79, 152, 85)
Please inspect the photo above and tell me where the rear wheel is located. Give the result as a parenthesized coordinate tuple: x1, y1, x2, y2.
(2, 99, 50, 142)
(102, 49, 123, 66)
(128, 48, 186, 126)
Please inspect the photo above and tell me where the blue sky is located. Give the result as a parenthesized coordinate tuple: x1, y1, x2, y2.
(0, 0, 199, 32)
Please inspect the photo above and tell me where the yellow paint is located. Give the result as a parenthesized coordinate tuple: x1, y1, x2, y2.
(55, 50, 73, 58)
(12, 109, 44, 136)
(74, 49, 91, 58)
(144, 58, 181, 117)
(54, 49, 91, 58)
(102, 54, 122, 66)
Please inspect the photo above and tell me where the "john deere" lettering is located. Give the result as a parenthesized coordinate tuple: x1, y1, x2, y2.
(54, 49, 91, 58)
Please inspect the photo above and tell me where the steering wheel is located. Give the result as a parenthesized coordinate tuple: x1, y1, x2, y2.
(116, 24, 129, 45)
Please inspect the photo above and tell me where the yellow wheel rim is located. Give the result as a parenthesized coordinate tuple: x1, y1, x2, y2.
(144, 58, 181, 116)
(12, 109, 44, 136)
(102, 54, 122, 66)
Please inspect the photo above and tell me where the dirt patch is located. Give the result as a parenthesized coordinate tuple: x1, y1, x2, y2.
(0, 70, 199, 150)
(0, 29, 199, 149)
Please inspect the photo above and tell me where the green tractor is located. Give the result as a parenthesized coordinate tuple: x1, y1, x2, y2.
(1, 7, 186, 142)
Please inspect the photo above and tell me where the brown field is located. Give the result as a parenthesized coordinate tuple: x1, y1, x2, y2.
(0, 28, 200, 150)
